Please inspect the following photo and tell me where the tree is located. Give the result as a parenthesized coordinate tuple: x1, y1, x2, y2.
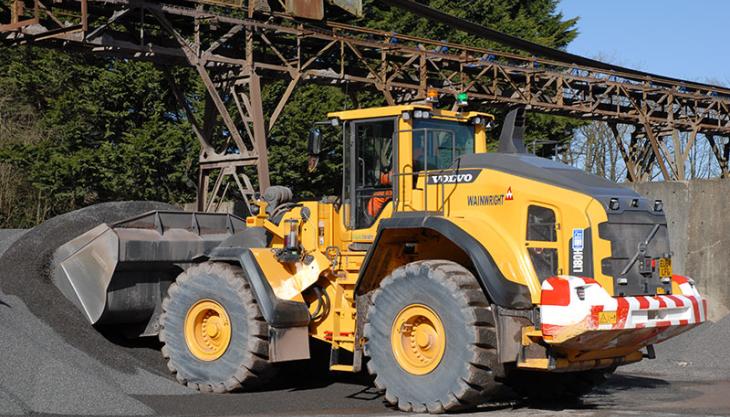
(565, 122, 629, 183)
(0, 1, 581, 226)
(0, 48, 198, 227)
(362, 0, 577, 52)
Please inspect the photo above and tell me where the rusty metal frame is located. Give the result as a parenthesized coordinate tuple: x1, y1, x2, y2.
(3, 0, 730, 208)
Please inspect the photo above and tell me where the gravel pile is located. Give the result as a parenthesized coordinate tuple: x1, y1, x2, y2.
(0, 229, 26, 258)
(622, 314, 730, 381)
(0, 202, 194, 416)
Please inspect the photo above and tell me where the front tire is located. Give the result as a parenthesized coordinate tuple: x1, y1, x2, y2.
(159, 262, 273, 393)
(363, 260, 500, 413)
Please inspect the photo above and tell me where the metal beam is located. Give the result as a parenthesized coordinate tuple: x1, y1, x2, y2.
(4, 0, 730, 208)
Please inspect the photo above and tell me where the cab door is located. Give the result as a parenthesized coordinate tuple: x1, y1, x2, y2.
(343, 117, 397, 236)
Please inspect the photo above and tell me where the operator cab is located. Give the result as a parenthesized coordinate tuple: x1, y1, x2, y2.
(326, 105, 494, 230)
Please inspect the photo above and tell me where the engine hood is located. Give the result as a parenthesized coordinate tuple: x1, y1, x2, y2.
(457, 153, 639, 203)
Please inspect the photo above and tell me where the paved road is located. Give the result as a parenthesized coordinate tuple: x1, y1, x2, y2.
(130, 359, 730, 417)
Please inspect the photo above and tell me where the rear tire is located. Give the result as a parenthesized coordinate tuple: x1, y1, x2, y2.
(364, 260, 500, 413)
(159, 262, 273, 393)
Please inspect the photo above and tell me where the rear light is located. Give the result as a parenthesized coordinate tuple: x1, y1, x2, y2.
(609, 198, 620, 211)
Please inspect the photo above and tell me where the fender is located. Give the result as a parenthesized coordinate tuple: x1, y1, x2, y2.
(208, 231, 311, 328)
(356, 215, 532, 309)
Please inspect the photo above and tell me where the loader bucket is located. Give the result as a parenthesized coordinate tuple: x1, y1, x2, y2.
(52, 223, 119, 324)
(51, 211, 246, 329)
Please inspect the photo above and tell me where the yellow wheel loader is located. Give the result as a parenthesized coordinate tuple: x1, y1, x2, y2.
(52, 103, 706, 412)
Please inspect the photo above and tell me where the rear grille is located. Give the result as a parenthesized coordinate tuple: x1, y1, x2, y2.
(599, 211, 670, 296)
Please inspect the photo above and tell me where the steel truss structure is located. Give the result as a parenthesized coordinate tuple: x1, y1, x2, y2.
(3, 0, 730, 209)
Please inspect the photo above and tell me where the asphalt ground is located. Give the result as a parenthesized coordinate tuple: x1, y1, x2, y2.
(129, 371, 730, 417)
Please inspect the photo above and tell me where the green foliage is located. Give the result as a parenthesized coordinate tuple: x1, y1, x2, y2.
(0, 1, 579, 226)
(265, 83, 387, 199)
(266, 84, 346, 200)
(361, 0, 578, 51)
(0, 48, 198, 227)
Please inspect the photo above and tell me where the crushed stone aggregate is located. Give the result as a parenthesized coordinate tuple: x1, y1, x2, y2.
(0, 202, 192, 416)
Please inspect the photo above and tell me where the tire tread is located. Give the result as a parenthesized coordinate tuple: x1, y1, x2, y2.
(158, 262, 274, 392)
(364, 260, 500, 414)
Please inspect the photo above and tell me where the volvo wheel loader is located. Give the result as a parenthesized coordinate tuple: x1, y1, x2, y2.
(52, 102, 706, 413)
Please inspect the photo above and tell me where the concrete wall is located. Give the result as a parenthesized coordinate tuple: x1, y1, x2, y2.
(633, 180, 730, 320)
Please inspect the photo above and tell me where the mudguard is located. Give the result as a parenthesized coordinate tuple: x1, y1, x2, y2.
(208, 246, 312, 328)
(356, 215, 533, 309)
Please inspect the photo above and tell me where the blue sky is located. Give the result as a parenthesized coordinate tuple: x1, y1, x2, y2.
(558, 0, 728, 85)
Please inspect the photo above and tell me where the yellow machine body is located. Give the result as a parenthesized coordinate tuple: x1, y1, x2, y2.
(238, 103, 702, 373)
(50, 103, 705, 404)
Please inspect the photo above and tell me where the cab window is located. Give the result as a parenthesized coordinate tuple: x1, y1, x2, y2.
(412, 118, 475, 172)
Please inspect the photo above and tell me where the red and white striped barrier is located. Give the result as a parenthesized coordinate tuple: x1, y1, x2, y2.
(540, 275, 706, 349)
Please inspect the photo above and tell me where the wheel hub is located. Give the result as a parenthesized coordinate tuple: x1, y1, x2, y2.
(391, 304, 446, 375)
(185, 299, 232, 361)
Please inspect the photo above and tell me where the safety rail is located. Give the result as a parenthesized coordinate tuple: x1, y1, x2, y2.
(392, 170, 449, 216)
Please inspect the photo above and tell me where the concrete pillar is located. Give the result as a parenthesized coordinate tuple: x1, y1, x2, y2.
(632, 180, 730, 320)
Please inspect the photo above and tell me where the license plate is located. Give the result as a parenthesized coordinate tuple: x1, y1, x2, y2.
(658, 258, 672, 278)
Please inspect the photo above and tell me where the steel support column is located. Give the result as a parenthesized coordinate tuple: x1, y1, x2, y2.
(4, 0, 730, 202)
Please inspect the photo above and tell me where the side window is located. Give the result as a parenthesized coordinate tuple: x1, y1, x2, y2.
(526, 205, 558, 282)
(527, 206, 557, 241)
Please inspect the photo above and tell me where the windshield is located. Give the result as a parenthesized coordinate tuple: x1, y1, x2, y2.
(412, 119, 475, 171)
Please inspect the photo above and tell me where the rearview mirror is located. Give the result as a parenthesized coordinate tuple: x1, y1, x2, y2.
(307, 127, 322, 156)
(307, 127, 322, 172)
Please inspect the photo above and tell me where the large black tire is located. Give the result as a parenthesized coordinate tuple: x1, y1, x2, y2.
(505, 367, 614, 402)
(364, 260, 500, 414)
(159, 262, 273, 393)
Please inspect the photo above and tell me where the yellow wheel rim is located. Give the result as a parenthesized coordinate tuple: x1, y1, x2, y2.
(184, 299, 232, 361)
(391, 304, 446, 375)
